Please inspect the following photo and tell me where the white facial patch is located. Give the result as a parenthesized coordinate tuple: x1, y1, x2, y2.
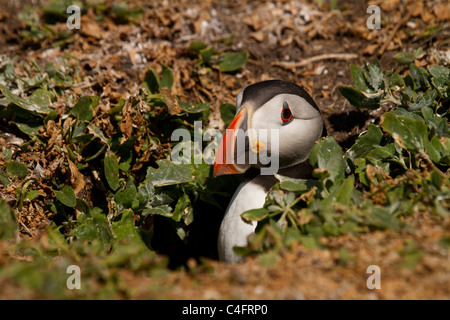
(251, 93, 324, 169)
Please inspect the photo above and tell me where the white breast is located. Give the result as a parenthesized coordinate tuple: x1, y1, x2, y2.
(217, 180, 268, 263)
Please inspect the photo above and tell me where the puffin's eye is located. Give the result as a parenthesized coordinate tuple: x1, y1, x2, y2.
(281, 101, 293, 124)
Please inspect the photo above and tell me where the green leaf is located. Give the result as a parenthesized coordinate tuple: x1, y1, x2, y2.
(409, 89, 437, 111)
(0, 199, 17, 240)
(178, 101, 210, 113)
(15, 117, 42, 137)
(336, 176, 354, 206)
(75, 198, 91, 216)
(87, 124, 108, 145)
(42, 0, 69, 18)
(365, 58, 383, 91)
(115, 185, 137, 209)
(389, 72, 405, 88)
(257, 250, 279, 267)
(70, 213, 112, 247)
(0, 173, 9, 187)
(220, 32, 237, 45)
(3, 149, 12, 161)
(366, 144, 396, 164)
(172, 193, 192, 222)
(346, 124, 383, 161)
(422, 24, 443, 38)
(338, 86, 365, 107)
(146, 159, 193, 187)
(309, 136, 345, 187)
(350, 64, 371, 92)
(153, 193, 174, 207)
(0, 84, 53, 114)
(69, 96, 98, 121)
(274, 174, 309, 193)
(393, 107, 424, 121)
(429, 65, 450, 97)
(339, 221, 360, 234)
(381, 112, 428, 152)
(367, 207, 403, 229)
(6, 161, 28, 178)
(160, 65, 174, 90)
(299, 235, 319, 250)
(26, 189, 39, 201)
(137, 181, 155, 203)
(110, 2, 142, 21)
(283, 228, 302, 247)
(425, 135, 443, 163)
(219, 52, 248, 72)
(104, 154, 120, 191)
(360, 93, 384, 110)
(111, 209, 142, 243)
(409, 64, 429, 90)
(143, 68, 160, 94)
(439, 140, 450, 165)
(338, 86, 383, 110)
(422, 108, 449, 139)
(28, 88, 52, 109)
(55, 185, 77, 207)
(199, 47, 218, 65)
(394, 52, 417, 65)
(143, 205, 172, 217)
(189, 41, 207, 53)
(241, 208, 270, 223)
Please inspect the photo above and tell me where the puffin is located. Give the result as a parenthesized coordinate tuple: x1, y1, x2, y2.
(213, 80, 326, 263)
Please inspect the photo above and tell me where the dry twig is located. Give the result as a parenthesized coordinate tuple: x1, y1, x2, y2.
(271, 53, 359, 71)
(377, 5, 415, 56)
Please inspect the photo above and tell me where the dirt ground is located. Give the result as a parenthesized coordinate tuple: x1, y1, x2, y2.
(138, 211, 450, 299)
(1, 0, 449, 299)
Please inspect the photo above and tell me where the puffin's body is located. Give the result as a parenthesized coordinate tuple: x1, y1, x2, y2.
(217, 171, 266, 262)
(214, 80, 326, 263)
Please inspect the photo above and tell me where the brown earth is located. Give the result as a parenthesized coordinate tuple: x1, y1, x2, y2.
(0, 0, 449, 299)
(139, 211, 450, 299)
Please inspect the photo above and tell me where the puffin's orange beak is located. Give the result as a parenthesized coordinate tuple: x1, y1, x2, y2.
(213, 105, 252, 177)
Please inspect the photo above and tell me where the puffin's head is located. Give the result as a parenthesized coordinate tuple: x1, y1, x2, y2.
(214, 80, 326, 177)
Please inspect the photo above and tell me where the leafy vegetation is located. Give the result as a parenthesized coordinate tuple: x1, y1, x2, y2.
(238, 58, 449, 257)
(0, 0, 448, 299)
(0, 37, 245, 296)
(188, 40, 249, 73)
(2, 52, 447, 278)
(0, 44, 244, 254)
(17, 0, 143, 46)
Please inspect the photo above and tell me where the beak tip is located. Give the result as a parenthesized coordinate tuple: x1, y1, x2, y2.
(213, 105, 251, 178)
(213, 162, 241, 178)
(212, 163, 226, 178)
(213, 165, 219, 178)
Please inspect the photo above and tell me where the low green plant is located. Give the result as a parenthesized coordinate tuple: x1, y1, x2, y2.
(0, 49, 241, 269)
(238, 57, 449, 257)
(188, 40, 249, 73)
(0, 39, 447, 297)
